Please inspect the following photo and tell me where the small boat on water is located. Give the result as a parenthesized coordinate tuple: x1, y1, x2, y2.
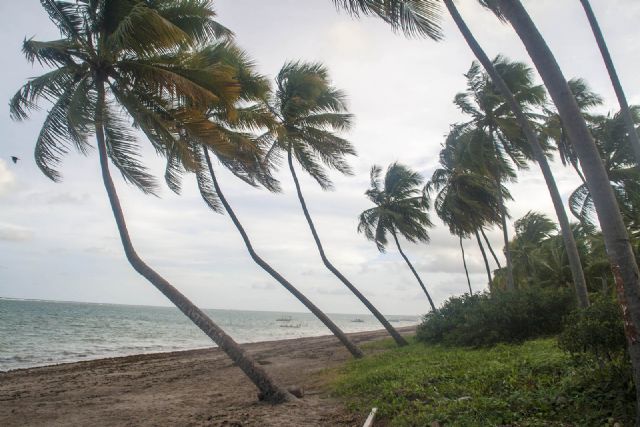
(280, 323, 301, 328)
(276, 316, 292, 322)
(351, 318, 364, 323)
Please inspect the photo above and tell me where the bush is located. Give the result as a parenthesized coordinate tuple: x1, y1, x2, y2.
(416, 288, 575, 347)
(558, 297, 627, 362)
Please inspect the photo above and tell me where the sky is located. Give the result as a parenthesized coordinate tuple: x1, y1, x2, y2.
(1, 0, 639, 316)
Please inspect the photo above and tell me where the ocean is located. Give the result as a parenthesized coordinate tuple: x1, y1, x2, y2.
(0, 298, 420, 372)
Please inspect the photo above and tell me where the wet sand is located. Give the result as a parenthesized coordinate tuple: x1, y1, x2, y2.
(0, 326, 415, 426)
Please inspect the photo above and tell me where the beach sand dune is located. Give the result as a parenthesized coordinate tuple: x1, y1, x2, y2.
(0, 326, 415, 426)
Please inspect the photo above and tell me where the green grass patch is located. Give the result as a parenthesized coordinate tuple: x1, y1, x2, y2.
(331, 338, 634, 426)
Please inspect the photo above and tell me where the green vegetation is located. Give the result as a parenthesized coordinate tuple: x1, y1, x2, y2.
(332, 337, 634, 426)
(416, 289, 574, 347)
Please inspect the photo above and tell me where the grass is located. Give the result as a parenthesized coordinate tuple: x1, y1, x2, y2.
(330, 337, 634, 426)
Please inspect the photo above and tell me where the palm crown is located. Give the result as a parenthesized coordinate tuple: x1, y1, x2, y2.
(359, 162, 432, 252)
(11, 0, 237, 194)
(264, 61, 355, 190)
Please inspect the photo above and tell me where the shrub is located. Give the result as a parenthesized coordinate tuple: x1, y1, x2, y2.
(558, 296, 627, 362)
(416, 288, 575, 347)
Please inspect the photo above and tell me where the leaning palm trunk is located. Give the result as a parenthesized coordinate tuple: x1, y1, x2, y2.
(459, 236, 473, 295)
(286, 150, 407, 347)
(496, 0, 640, 419)
(475, 230, 493, 287)
(579, 0, 640, 166)
(481, 228, 502, 269)
(494, 173, 516, 291)
(391, 232, 436, 311)
(444, 0, 589, 308)
(94, 87, 292, 404)
(203, 149, 363, 359)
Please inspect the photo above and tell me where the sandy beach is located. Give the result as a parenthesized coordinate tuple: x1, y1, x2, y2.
(0, 326, 415, 426)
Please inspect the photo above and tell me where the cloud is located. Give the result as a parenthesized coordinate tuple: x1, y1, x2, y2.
(0, 223, 33, 242)
(0, 160, 16, 196)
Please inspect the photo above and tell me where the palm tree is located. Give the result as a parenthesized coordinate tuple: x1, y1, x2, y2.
(510, 211, 558, 288)
(10, 0, 292, 403)
(568, 107, 640, 230)
(487, 0, 640, 418)
(427, 127, 505, 291)
(443, 0, 589, 307)
(359, 163, 436, 311)
(263, 61, 408, 347)
(164, 49, 365, 358)
(579, 0, 640, 166)
(453, 56, 549, 291)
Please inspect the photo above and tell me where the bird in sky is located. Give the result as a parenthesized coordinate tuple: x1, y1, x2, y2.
(11, 156, 19, 164)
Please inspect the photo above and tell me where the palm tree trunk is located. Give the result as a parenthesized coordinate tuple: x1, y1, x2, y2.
(444, 0, 589, 308)
(94, 84, 292, 404)
(579, 0, 640, 166)
(481, 228, 502, 269)
(203, 149, 363, 359)
(475, 230, 493, 287)
(286, 150, 407, 347)
(391, 231, 436, 311)
(495, 175, 516, 291)
(459, 236, 473, 295)
(496, 0, 640, 419)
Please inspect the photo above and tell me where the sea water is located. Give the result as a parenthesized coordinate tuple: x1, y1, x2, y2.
(0, 298, 420, 371)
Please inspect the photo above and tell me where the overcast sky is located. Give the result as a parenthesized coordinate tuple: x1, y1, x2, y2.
(1, 0, 639, 316)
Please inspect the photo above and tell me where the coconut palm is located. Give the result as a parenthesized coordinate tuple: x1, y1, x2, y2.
(261, 61, 407, 347)
(443, 0, 589, 307)
(579, 0, 640, 166)
(168, 49, 364, 358)
(427, 127, 506, 290)
(10, 0, 292, 403)
(453, 56, 549, 291)
(510, 211, 558, 288)
(568, 107, 640, 230)
(359, 163, 436, 311)
(485, 0, 640, 416)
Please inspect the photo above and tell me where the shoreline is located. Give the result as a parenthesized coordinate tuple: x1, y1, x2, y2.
(1, 326, 415, 426)
(1, 324, 418, 374)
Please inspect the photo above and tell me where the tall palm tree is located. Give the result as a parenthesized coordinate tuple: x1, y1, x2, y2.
(453, 56, 548, 291)
(10, 0, 292, 403)
(486, 0, 640, 418)
(443, 0, 589, 307)
(427, 127, 505, 290)
(164, 49, 365, 358)
(263, 61, 408, 347)
(579, 0, 640, 166)
(359, 163, 436, 311)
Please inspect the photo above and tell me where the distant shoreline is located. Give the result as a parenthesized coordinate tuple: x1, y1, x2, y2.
(1, 326, 415, 426)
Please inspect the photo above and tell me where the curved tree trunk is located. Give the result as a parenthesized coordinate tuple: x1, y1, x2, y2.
(94, 85, 292, 404)
(481, 228, 502, 269)
(203, 149, 363, 359)
(286, 150, 407, 347)
(475, 230, 493, 288)
(391, 232, 436, 311)
(444, 0, 589, 307)
(496, 0, 640, 419)
(459, 235, 473, 295)
(579, 0, 640, 166)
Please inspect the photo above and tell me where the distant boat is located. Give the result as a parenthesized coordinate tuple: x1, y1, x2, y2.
(351, 318, 364, 323)
(280, 323, 301, 328)
(276, 316, 292, 322)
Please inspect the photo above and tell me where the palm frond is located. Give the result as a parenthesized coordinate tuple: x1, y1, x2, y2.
(333, 0, 442, 39)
